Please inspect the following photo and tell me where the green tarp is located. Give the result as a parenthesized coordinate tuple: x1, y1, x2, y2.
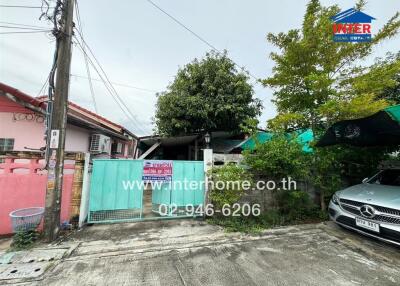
(241, 130, 314, 153)
(241, 132, 273, 150)
(385, 105, 400, 123)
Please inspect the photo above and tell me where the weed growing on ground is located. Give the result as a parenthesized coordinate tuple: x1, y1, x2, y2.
(10, 230, 40, 250)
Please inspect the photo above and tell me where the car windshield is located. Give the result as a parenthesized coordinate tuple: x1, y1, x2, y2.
(369, 169, 400, 186)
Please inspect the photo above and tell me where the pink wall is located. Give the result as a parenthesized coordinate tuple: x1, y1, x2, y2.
(0, 158, 74, 235)
(0, 112, 91, 152)
(0, 112, 45, 150)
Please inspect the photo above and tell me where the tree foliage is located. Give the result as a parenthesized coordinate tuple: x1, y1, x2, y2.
(264, 0, 400, 130)
(155, 51, 262, 136)
(263, 0, 400, 209)
(372, 52, 400, 105)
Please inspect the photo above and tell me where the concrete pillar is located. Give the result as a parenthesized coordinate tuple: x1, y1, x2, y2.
(203, 148, 213, 216)
(203, 149, 213, 173)
(78, 153, 91, 228)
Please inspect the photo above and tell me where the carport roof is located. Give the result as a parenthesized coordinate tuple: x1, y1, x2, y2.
(139, 134, 199, 147)
(139, 131, 244, 146)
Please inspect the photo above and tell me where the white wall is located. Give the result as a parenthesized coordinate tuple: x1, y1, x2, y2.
(64, 124, 91, 152)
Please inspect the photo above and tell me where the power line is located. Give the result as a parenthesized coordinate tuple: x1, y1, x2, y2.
(74, 39, 149, 134)
(0, 30, 51, 34)
(73, 29, 150, 134)
(0, 25, 49, 31)
(145, 0, 261, 83)
(70, 74, 159, 93)
(73, 34, 150, 134)
(75, 0, 98, 113)
(37, 73, 50, 97)
(0, 5, 54, 9)
(0, 21, 48, 29)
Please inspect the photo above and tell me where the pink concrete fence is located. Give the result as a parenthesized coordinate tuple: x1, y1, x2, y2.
(0, 157, 75, 235)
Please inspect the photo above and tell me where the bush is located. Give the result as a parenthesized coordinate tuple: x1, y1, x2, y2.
(276, 190, 325, 223)
(209, 164, 252, 209)
(241, 134, 318, 211)
(208, 190, 326, 233)
(208, 209, 286, 234)
(243, 134, 310, 180)
(208, 136, 327, 233)
(208, 216, 264, 234)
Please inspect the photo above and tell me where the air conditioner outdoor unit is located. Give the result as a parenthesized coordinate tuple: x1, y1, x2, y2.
(89, 134, 111, 154)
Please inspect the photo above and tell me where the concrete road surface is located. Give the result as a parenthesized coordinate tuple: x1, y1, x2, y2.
(1, 220, 399, 285)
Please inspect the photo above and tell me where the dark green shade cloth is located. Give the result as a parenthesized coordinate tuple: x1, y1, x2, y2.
(316, 105, 400, 147)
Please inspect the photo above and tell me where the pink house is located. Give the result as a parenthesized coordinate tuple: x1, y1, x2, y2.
(0, 82, 139, 235)
(0, 82, 138, 157)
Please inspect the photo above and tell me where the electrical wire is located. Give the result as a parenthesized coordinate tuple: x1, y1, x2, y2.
(39, 0, 51, 21)
(145, 0, 261, 83)
(75, 46, 149, 134)
(74, 40, 150, 134)
(0, 5, 54, 9)
(0, 30, 51, 34)
(0, 21, 49, 29)
(37, 73, 50, 97)
(0, 25, 49, 31)
(74, 0, 98, 113)
(73, 34, 150, 134)
(70, 74, 158, 93)
(73, 29, 150, 134)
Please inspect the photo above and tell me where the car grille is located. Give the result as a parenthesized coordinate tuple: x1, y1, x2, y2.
(339, 198, 400, 225)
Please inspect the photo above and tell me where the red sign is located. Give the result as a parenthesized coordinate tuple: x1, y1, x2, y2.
(142, 160, 173, 182)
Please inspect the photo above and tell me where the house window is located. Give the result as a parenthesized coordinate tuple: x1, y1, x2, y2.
(0, 138, 14, 151)
(116, 142, 123, 153)
(111, 141, 124, 154)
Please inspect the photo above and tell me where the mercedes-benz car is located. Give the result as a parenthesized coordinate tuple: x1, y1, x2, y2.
(329, 166, 400, 246)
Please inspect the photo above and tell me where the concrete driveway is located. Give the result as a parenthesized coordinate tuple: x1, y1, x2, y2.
(1, 220, 399, 285)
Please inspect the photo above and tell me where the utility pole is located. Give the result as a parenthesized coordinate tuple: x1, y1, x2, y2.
(44, 0, 75, 242)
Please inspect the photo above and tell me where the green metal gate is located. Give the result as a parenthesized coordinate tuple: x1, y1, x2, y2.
(88, 160, 144, 223)
(152, 161, 205, 216)
(88, 159, 205, 223)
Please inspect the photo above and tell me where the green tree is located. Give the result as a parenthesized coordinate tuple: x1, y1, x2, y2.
(319, 52, 400, 123)
(155, 51, 262, 136)
(382, 73, 400, 105)
(264, 0, 400, 130)
(263, 0, 400, 209)
(374, 52, 400, 105)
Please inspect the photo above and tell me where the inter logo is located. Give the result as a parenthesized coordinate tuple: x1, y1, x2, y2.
(331, 8, 375, 42)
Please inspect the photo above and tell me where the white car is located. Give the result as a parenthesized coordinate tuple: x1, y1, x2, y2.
(329, 167, 400, 246)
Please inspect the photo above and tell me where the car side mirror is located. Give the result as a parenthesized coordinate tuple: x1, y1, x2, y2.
(362, 177, 369, 183)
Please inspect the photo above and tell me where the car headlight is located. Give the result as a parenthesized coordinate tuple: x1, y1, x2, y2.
(331, 193, 340, 205)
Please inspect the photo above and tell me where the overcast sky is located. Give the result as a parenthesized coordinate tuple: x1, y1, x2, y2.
(1, 0, 399, 136)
